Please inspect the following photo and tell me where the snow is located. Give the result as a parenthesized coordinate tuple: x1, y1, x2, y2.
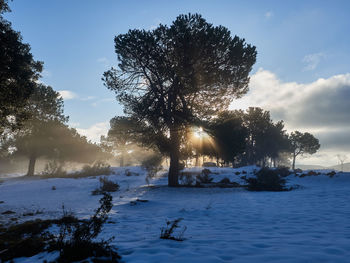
(1, 166, 350, 262)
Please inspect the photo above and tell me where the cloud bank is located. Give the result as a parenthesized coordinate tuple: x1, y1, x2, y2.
(58, 90, 77, 100)
(76, 122, 109, 143)
(230, 69, 350, 165)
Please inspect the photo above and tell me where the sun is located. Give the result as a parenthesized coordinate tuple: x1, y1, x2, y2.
(193, 127, 208, 139)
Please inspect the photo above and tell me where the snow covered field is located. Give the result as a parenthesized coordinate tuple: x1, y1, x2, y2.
(1, 166, 350, 262)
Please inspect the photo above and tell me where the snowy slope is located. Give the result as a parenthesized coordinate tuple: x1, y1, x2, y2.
(1, 167, 350, 262)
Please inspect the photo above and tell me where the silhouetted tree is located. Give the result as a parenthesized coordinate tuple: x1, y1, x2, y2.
(336, 154, 347, 172)
(0, 1, 43, 135)
(102, 116, 138, 166)
(209, 111, 247, 166)
(10, 84, 67, 176)
(290, 131, 320, 170)
(103, 13, 256, 186)
(240, 107, 290, 166)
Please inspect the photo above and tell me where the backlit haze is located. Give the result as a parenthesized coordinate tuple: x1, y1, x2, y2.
(5, 0, 350, 166)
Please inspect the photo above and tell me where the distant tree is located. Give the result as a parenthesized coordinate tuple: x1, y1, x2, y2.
(336, 154, 347, 172)
(103, 13, 256, 186)
(0, 1, 43, 135)
(290, 131, 320, 170)
(10, 84, 67, 175)
(102, 116, 139, 166)
(264, 120, 291, 167)
(209, 111, 247, 166)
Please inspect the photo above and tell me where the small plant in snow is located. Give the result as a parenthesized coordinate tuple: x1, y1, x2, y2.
(275, 166, 291, 177)
(160, 218, 187, 241)
(142, 153, 163, 184)
(179, 172, 195, 186)
(196, 168, 214, 184)
(50, 193, 120, 262)
(219, 177, 231, 184)
(41, 160, 67, 177)
(92, 176, 119, 195)
(124, 169, 140, 177)
(80, 161, 113, 177)
(0, 193, 120, 262)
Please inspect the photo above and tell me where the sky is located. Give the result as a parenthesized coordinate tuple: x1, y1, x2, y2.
(4, 0, 350, 166)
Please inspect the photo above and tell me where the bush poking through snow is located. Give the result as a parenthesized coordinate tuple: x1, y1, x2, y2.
(244, 167, 288, 191)
(50, 192, 120, 262)
(275, 166, 292, 177)
(179, 172, 195, 186)
(79, 161, 113, 177)
(327, 171, 337, 177)
(124, 169, 140, 176)
(219, 177, 231, 184)
(92, 176, 119, 195)
(160, 218, 187, 241)
(142, 153, 163, 184)
(0, 194, 120, 262)
(196, 169, 214, 184)
(41, 160, 67, 177)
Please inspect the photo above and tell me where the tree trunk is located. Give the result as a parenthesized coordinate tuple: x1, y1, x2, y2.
(120, 151, 125, 167)
(168, 127, 180, 187)
(27, 155, 37, 176)
(195, 154, 199, 167)
(292, 151, 296, 170)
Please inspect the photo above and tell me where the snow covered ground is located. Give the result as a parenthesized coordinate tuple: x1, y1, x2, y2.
(1, 166, 350, 262)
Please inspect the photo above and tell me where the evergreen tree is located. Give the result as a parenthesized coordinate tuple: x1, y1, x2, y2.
(0, 0, 43, 135)
(209, 111, 247, 167)
(290, 131, 320, 170)
(103, 13, 256, 186)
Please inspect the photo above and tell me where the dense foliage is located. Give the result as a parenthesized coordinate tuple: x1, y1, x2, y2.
(104, 13, 257, 185)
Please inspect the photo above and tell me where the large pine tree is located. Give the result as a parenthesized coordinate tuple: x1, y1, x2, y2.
(103, 14, 257, 186)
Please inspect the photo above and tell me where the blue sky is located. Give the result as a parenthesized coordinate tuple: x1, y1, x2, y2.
(5, 0, 350, 165)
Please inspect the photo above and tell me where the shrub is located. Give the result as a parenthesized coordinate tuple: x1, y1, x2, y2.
(326, 171, 337, 177)
(142, 153, 163, 184)
(92, 177, 119, 195)
(244, 167, 288, 191)
(50, 193, 120, 262)
(160, 218, 186, 241)
(307, 170, 317, 176)
(275, 166, 291, 177)
(219, 177, 231, 184)
(294, 168, 303, 173)
(0, 193, 120, 262)
(196, 169, 213, 184)
(179, 172, 195, 186)
(124, 169, 139, 176)
(41, 160, 67, 177)
(79, 161, 113, 177)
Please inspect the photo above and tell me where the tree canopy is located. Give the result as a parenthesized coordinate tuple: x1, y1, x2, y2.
(290, 131, 320, 170)
(104, 13, 257, 186)
(0, 0, 43, 134)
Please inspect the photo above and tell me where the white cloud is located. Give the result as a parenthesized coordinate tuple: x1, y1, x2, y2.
(230, 68, 350, 166)
(265, 11, 273, 18)
(58, 90, 77, 100)
(42, 70, 52, 78)
(76, 122, 109, 143)
(97, 57, 110, 67)
(302, 52, 325, 71)
(91, 98, 114, 107)
(80, 96, 96, 101)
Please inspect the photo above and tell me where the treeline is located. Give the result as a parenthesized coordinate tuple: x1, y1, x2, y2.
(102, 107, 320, 170)
(0, 1, 108, 176)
